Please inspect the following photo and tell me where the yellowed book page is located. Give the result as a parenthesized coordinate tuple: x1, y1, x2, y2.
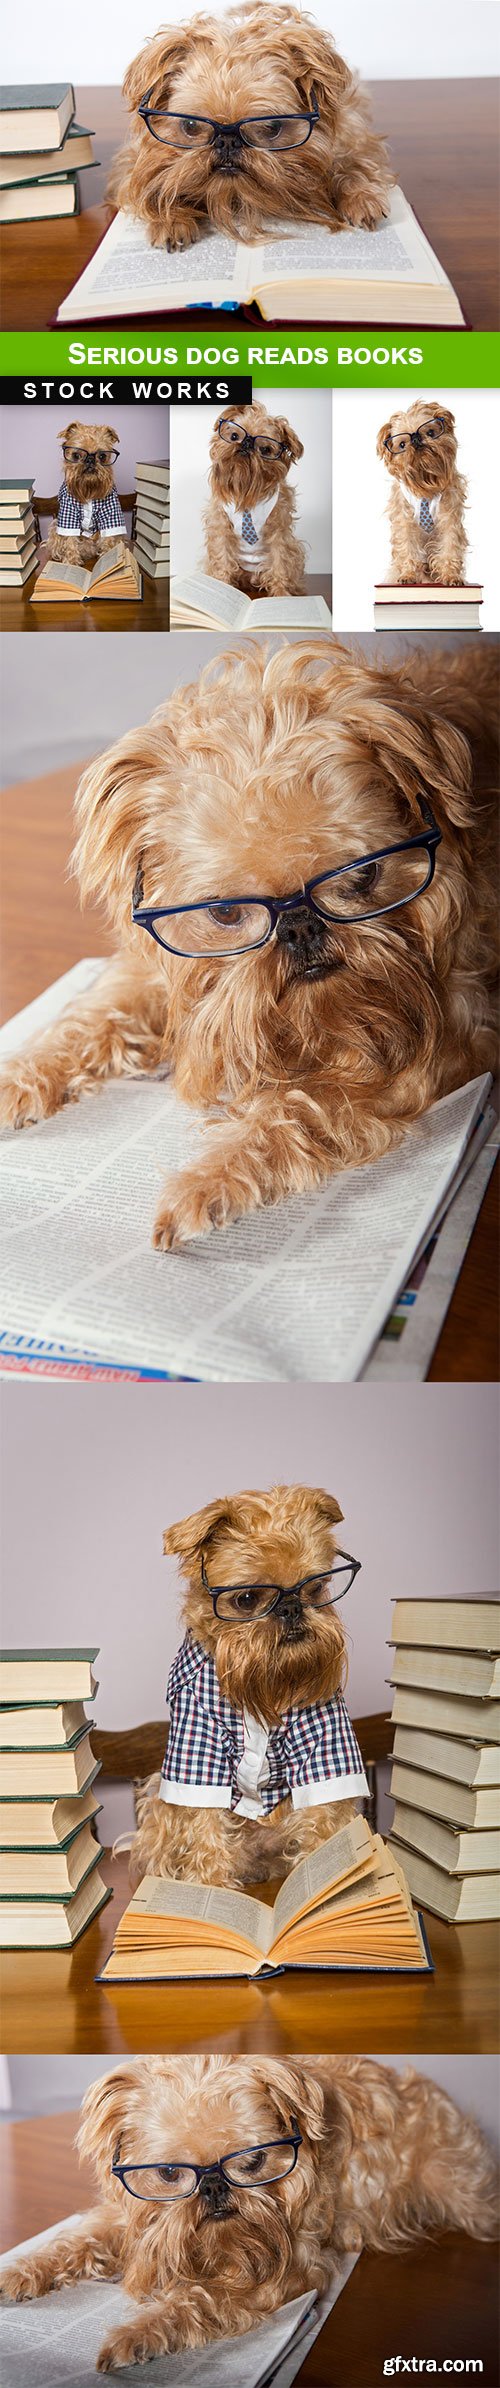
(31, 561, 89, 599)
(270, 1815, 374, 1946)
(117, 1874, 273, 1956)
(171, 574, 248, 630)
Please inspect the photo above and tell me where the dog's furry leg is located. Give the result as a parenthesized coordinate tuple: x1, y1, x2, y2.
(151, 1084, 382, 1248)
(130, 1778, 254, 1890)
(0, 2210, 124, 2304)
(98, 2281, 268, 2371)
(331, 89, 392, 228)
(0, 957, 166, 1130)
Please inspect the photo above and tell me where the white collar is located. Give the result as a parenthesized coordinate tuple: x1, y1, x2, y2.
(402, 487, 442, 522)
(223, 491, 280, 535)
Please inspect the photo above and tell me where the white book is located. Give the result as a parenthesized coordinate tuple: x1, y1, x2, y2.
(55, 190, 466, 327)
(171, 574, 332, 631)
(391, 1801, 500, 1875)
(389, 1838, 500, 1923)
(0, 2222, 358, 2388)
(391, 1601, 500, 1652)
(0, 961, 492, 1384)
(374, 599, 482, 631)
(392, 1727, 500, 1790)
(390, 1762, 500, 1831)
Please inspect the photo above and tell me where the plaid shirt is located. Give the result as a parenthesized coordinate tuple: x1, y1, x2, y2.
(56, 484, 125, 537)
(159, 1633, 368, 1816)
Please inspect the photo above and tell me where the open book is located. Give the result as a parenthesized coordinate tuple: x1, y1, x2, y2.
(55, 191, 465, 327)
(0, 962, 494, 1384)
(31, 546, 141, 603)
(171, 574, 332, 632)
(98, 1816, 431, 1983)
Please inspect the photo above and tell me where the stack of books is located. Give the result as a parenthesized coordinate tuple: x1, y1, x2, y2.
(374, 584, 483, 632)
(0, 481, 38, 588)
(0, 86, 97, 222)
(133, 461, 170, 580)
(0, 1648, 110, 1947)
(388, 1598, 500, 1922)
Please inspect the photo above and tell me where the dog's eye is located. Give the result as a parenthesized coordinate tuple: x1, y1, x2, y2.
(350, 862, 379, 896)
(238, 2149, 266, 2175)
(267, 119, 287, 140)
(180, 117, 202, 138)
(208, 902, 244, 927)
(230, 1589, 265, 1615)
(157, 2165, 182, 2184)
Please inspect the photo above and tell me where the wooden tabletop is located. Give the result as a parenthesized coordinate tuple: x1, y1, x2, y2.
(1, 756, 497, 1377)
(1, 81, 498, 332)
(0, 549, 169, 635)
(1, 2112, 498, 2387)
(0, 1849, 498, 2057)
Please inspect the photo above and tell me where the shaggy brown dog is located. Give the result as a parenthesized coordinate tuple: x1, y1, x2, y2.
(0, 642, 497, 1251)
(377, 403, 468, 587)
(1, 2055, 497, 2372)
(112, 1, 392, 250)
(203, 401, 305, 596)
(131, 1482, 364, 1891)
(47, 424, 127, 569)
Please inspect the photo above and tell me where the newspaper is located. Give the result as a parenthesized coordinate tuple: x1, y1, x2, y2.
(0, 962, 493, 1384)
(0, 2217, 358, 2387)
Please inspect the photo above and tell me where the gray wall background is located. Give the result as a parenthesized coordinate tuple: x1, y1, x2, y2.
(2, 631, 493, 788)
(1, 1381, 497, 1844)
(1, 406, 168, 510)
(2, 2053, 499, 2143)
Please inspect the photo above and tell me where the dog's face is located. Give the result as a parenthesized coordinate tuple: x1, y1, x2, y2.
(78, 2056, 328, 2297)
(121, 2, 354, 239)
(210, 401, 303, 507)
(59, 422, 119, 506)
(74, 640, 475, 1127)
(377, 403, 457, 495)
(162, 1483, 347, 1721)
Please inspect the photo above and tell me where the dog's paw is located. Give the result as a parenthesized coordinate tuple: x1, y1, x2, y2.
(97, 2320, 174, 2371)
(0, 2258, 55, 2303)
(0, 1061, 64, 1131)
(340, 184, 388, 230)
(153, 1168, 237, 1250)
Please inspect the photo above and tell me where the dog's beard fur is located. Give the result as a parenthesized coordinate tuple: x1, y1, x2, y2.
(378, 404, 458, 497)
(112, 2, 391, 244)
(57, 422, 119, 508)
(209, 401, 301, 509)
(164, 1484, 347, 1729)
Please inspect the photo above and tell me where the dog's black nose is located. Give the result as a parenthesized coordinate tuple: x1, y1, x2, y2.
(276, 903, 325, 955)
(212, 133, 244, 174)
(199, 2172, 233, 2220)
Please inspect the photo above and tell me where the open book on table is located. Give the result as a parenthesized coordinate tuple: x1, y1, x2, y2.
(54, 190, 465, 326)
(31, 545, 141, 602)
(97, 1814, 432, 1983)
(171, 575, 332, 631)
(0, 962, 494, 1383)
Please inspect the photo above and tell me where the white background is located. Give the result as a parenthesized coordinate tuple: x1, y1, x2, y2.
(331, 390, 500, 633)
(1, 1380, 497, 1845)
(3, 0, 499, 86)
(171, 390, 332, 579)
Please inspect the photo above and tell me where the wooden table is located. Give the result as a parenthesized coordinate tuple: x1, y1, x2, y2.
(0, 549, 169, 634)
(1, 2112, 498, 2387)
(0, 1849, 498, 2056)
(1, 756, 497, 1376)
(1, 82, 498, 331)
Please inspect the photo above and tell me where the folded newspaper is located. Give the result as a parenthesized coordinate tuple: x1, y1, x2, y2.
(0, 963, 496, 1384)
(0, 2218, 358, 2387)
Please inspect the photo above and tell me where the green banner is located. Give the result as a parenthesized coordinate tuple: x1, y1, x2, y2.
(0, 327, 499, 387)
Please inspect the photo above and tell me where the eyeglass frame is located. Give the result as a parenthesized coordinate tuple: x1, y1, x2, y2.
(217, 417, 288, 459)
(112, 2120, 303, 2201)
(137, 89, 319, 150)
(131, 799, 442, 960)
(62, 444, 120, 465)
(383, 415, 446, 453)
(200, 1548, 361, 1619)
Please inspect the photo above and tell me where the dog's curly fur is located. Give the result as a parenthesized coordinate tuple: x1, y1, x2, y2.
(1, 2055, 497, 2373)
(47, 424, 126, 570)
(377, 404, 468, 588)
(131, 1482, 357, 1891)
(0, 640, 497, 1251)
(111, 1, 392, 250)
(203, 401, 305, 595)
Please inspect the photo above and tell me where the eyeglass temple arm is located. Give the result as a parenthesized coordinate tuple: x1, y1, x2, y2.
(132, 857, 145, 911)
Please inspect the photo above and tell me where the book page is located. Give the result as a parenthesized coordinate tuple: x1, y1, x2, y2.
(271, 1816, 373, 1942)
(88, 545, 125, 587)
(56, 210, 250, 322)
(248, 596, 332, 628)
(32, 561, 89, 596)
(171, 574, 248, 629)
(0, 964, 491, 1383)
(119, 1874, 273, 1955)
(252, 191, 448, 291)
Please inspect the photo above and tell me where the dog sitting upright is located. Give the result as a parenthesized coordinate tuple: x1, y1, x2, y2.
(0, 640, 497, 1253)
(131, 1484, 366, 1890)
(1, 2055, 497, 2375)
(48, 424, 127, 569)
(112, 1, 392, 251)
(203, 401, 305, 597)
(377, 403, 468, 587)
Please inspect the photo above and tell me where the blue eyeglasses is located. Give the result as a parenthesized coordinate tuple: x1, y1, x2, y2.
(201, 1548, 361, 1623)
(112, 2120, 303, 2201)
(131, 801, 442, 962)
(138, 92, 319, 153)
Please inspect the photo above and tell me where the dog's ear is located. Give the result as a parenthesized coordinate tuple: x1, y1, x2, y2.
(251, 2059, 326, 2147)
(58, 423, 79, 445)
(311, 1489, 344, 1528)
(123, 28, 190, 111)
(97, 425, 119, 447)
(276, 11, 350, 111)
(77, 2065, 142, 2182)
(376, 418, 394, 460)
(163, 1498, 237, 1568)
(275, 416, 304, 464)
(71, 702, 179, 925)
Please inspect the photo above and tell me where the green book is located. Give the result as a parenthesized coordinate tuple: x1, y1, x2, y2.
(0, 1649, 98, 1703)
